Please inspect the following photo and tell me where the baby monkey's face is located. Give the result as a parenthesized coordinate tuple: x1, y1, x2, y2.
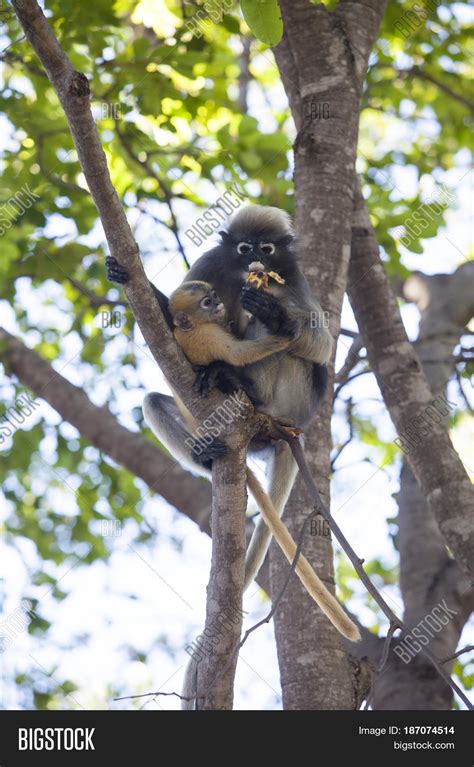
(197, 287, 226, 322)
(169, 281, 227, 329)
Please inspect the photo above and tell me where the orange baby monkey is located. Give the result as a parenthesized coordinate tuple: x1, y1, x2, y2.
(169, 280, 291, 366)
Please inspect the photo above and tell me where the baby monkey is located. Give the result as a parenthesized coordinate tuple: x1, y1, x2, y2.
(169, 280, 291, 366)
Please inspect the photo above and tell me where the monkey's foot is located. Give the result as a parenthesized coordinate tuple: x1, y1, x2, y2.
(193, 362, 260, 403)
(106, 256, 130, 285)
(192, 438, 227, 470)
(193, 361, 239, 397)
(256, 413, 303, 443)
(279, 424, 303, 439)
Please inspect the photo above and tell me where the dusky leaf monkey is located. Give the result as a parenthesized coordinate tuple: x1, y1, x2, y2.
(106, 205, 359, 643)
(166, 279, 360, 641)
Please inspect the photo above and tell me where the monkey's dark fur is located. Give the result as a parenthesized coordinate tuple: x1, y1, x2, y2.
(106, 205, 332, 590)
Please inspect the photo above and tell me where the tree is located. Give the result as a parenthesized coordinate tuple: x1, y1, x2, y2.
(0, 0, 472, 710)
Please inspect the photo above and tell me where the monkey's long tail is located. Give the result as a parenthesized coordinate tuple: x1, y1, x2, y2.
(246, 468, 360, 642)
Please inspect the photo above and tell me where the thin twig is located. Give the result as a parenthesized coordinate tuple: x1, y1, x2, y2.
(335, 334, 365, 384)
(340, 328, 359, 339)
(441, 645, 474, 665)
(455, 368, 473, 414)
(396, 66, 474, 114)
(115, 123, 190, 269)
(331, 397, 354, 470)
(234, 510, 319, 655)
(114, 690, 203, 703)
(0, 34, 27, 56)
(363, 621, 398, 710)
(333, 368, 370, 401)
(66, 276, 124, 308)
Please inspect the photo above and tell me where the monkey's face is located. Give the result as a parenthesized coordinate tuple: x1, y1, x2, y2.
(170, 281, 226, 330)
(221, 206, 295, 272)
(224, 236, 294, 272)
(236, 240, 275, 264)
(198, 288, 226, 322)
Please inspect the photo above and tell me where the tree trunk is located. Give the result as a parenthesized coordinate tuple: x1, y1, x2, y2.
(372, 265, 474, 709)
(271, 0, 387, 709)
(348, 177, 474, 579)
(192, 448, 248, 709)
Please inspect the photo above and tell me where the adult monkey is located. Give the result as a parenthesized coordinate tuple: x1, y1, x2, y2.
(106, 206, 333, 590)
(164, 278, 359, 641)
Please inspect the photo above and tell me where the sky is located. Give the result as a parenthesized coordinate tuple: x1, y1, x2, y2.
(0, 4, 473, 711)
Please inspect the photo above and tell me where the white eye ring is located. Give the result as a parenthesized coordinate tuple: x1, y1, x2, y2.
(200, 297, 212, 308)
(260, 243, 275, 255)
(237, 242, 253, 255)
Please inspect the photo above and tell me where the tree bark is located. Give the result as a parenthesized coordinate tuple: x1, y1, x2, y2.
(271, 0, 387, 709)
(371, 265, 474, 709)
(194, 448, 248, 709)
(348, 176, 474, 580)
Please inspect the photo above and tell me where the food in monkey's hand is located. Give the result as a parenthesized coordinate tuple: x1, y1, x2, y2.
(246, 260, 286, 291)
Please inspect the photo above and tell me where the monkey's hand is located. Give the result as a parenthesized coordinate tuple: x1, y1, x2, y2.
(106, 256, 130, 285)
(194, 361, 240, 397)
(106, 257, 173, 328)
(194, 362, 261, 405)
(192, 437, 227, 470)
(241, 286, 296, 337)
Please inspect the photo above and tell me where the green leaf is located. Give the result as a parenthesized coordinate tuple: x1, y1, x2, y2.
(241, 0, 283, 46)
(238, 115, 259, 136)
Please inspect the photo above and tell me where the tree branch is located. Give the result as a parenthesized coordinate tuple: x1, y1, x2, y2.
(65, 275, 123, 308)
(330, 397, 354, 470)
(335, 334, 365, 384)
(0, 327, 273, 586)
(373, 263, 474, 709)
(238, 36, 251, 113)
(363, 621, 398, 710)
(396, 66, 474, 114)
(115, 123, 190, 269)
(333, 368, 370, 402)
(442, 645, 474, 665)
(0, 327, 212, 533)
(11, 0, 210, 419)
(348, 174, 474, 580)
(335, 0, 389, 84)
(191, 448, 248, 710)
